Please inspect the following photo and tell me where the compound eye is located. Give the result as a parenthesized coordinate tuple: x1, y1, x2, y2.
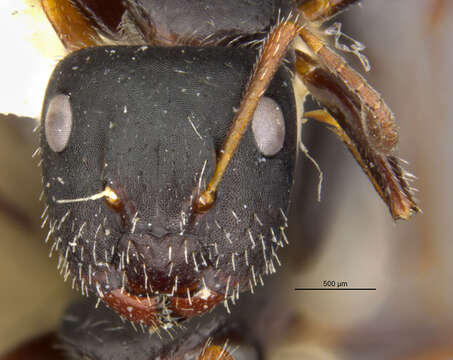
(44, 94, 72, 152)
(251, 97, 285, 156)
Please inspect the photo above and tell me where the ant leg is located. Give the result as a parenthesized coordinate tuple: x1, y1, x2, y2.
(295, 31, 419, 219)
(297, 0, 361, 21)
(41, 0, 104, 51)
(69, 0, 127, 35)
(0, 333, 64, 360)
(304, 108, 410, 215)
(297, 0, 359, 22)
(298, 27, 398, 154)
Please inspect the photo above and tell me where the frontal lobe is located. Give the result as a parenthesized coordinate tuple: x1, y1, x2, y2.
(41, 45, 297, 327)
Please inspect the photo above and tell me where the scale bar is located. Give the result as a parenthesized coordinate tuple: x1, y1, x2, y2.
(294, 288, 376, 291)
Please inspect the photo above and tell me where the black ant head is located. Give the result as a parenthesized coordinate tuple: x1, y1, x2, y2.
(41, 45, 297, 325)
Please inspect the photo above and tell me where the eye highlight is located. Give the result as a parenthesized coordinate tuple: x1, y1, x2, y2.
(44, 94, 72, 152)
(251, 97, 285, 157)
(104, 186, 122, 210)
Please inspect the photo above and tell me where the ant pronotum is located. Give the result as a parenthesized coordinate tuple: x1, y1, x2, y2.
(3, 0, 419, 359)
